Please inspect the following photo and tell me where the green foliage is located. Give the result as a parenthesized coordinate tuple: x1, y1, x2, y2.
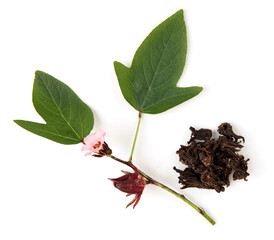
(114, 9, 202, 114)
(14, 71, 94, 144)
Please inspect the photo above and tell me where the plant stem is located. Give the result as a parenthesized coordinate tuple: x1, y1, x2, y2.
(108, 155, 215, 225)
(137, 168, 215, 225)
(109, 155, 129, 166)
(129, 111, 142, 162)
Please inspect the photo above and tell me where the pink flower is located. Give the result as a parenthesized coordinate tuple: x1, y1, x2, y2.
(109, 165, 146, 208)
(81, 129, 106, 156)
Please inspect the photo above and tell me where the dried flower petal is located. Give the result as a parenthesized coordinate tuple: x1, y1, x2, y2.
(188, 127, 212, 144)
(174, 123, 249, 192)
(218, 122, 245, 143)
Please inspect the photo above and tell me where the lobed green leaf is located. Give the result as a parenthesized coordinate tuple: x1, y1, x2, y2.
(114, 9, 203, 114)
(14, 71, 94, 144)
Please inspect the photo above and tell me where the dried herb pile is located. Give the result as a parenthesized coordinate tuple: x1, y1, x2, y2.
(174, 123, 249, 192)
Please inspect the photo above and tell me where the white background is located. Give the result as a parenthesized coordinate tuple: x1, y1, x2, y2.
(1, 0, 273, 239)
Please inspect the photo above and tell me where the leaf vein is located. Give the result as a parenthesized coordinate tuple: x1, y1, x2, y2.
(140, 19, 178, 110)
(32, 125, 79, 141)
(39, 76, 82, 141)
(143, 88, 199, 111)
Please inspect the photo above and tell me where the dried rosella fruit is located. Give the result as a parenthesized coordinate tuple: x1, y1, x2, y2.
(109, 165, 146, 208)
(174, 123, 249, 192)
(218, 122, 245, 143)
(188, 127, 212, 144)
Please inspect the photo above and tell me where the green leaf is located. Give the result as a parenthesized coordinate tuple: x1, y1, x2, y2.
(114, 9, 203, 114)
(14, 71, 94, 144)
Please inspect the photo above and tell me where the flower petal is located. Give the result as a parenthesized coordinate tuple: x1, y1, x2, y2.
(83, 133, 96, 145)
(85, 151, 93, 156)
(81, 129, 107, 155)
(81, 144, 91, 151)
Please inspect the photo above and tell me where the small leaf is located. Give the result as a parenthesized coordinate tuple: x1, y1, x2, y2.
(14, 71, 94, 144)
(114, 9, 203, 114)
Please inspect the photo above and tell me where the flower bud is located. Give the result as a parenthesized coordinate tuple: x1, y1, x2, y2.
(93, 142, 112, 157)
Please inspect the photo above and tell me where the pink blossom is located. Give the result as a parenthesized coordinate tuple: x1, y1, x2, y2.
(81, 129, 106, 156)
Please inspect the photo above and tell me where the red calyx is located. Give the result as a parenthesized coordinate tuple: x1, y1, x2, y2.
(109, 165, 146, 208)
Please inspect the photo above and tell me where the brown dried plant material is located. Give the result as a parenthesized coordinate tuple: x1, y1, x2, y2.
(174, 123, 249, 193)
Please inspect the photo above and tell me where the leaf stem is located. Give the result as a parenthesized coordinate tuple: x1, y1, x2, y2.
(107, 155, 215, 225)
(129, 111, 142, 162)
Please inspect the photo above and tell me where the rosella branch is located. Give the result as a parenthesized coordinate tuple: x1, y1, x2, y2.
(107, 155, 215, 225)
(109, 155, 130, 166)
(128, 111, 142, 162)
